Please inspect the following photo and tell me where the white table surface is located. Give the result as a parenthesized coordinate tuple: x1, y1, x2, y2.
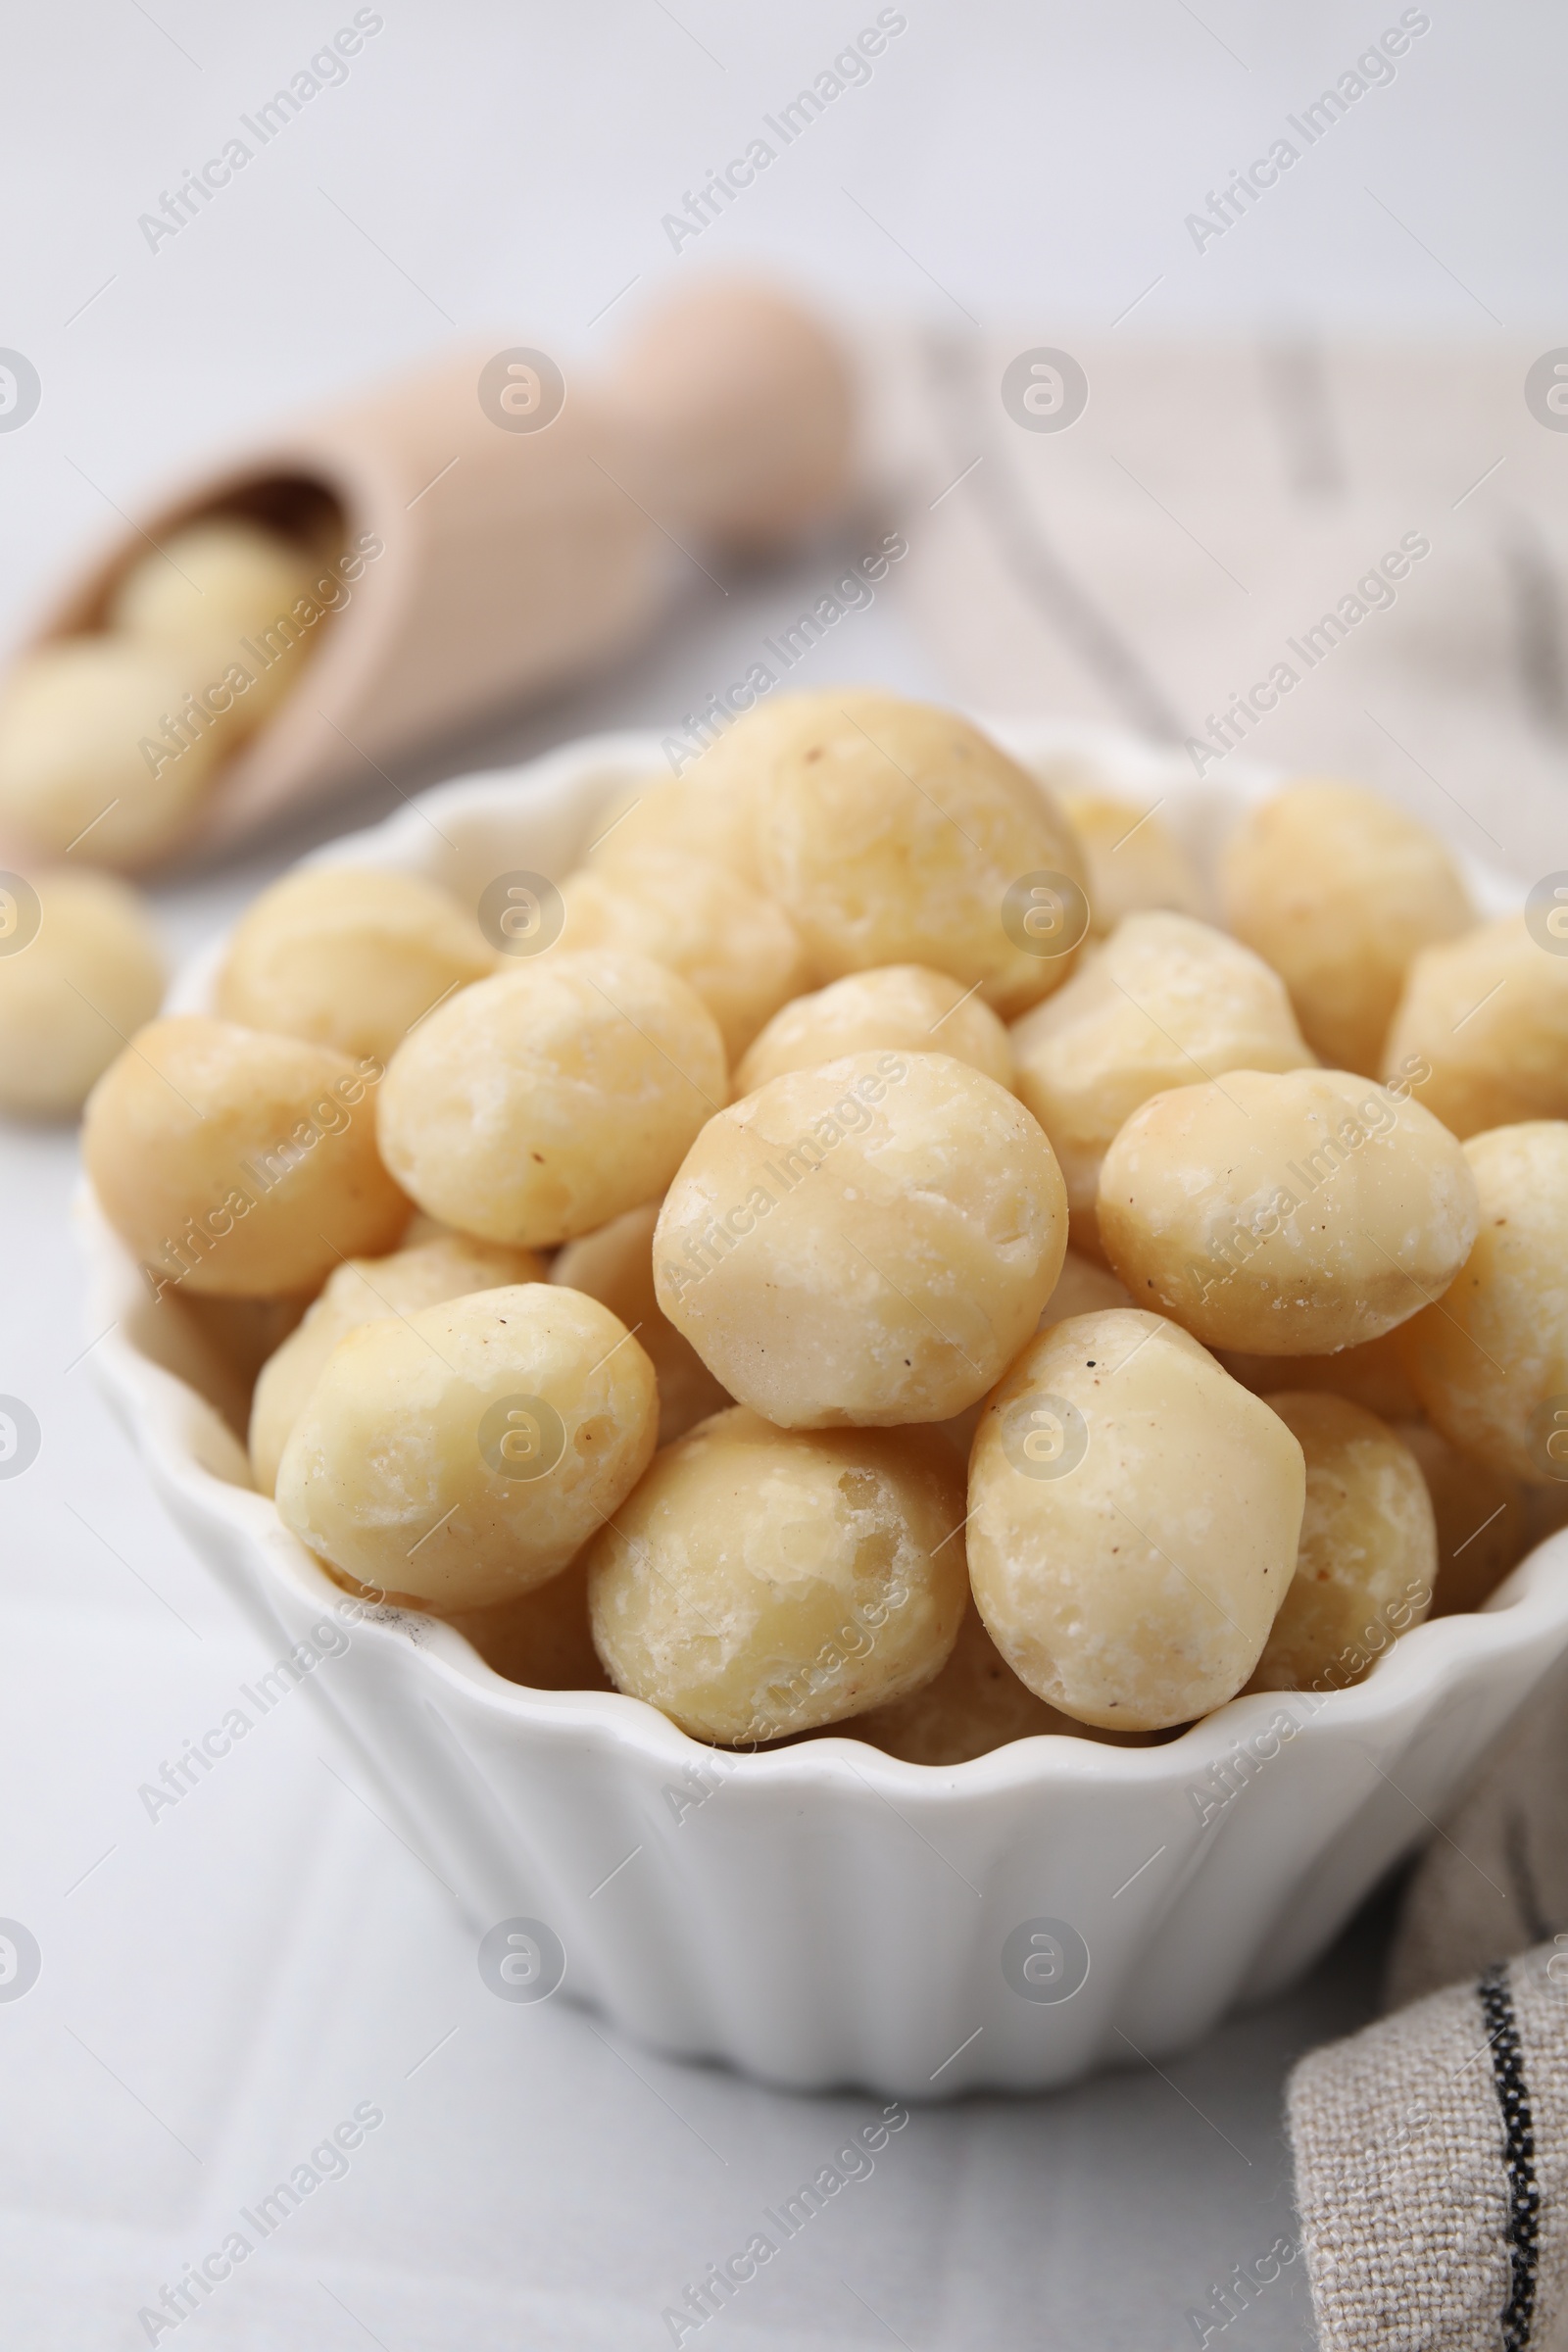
(4, 5, 1560, 2342)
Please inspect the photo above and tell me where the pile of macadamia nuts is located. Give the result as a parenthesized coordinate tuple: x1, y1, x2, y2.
(0, 505, 363, 1120)
(77, 692, 1568, 1761)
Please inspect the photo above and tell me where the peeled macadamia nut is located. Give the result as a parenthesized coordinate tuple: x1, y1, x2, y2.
(968, 1311, 1304, 1730)
(1042, 1249, 1133, 1326)
(0, 638, 232, 864)
(1011, 912, 1313, 1247)
(249, 1232, 545, 1494)
(1098, 1066, 1479, 1356)
(377, 951, 726, 1249)
(1399, 1123, 1568, 1488)
(656, 1051, 1067, 1428)
(846, 1604, 1149, 1764)
(111, 516, 321, 726)
(1221, 779, 1474, 1076)
(1246, 1395, 1436, 1691)
(552, 1201, 729, 1446)
(276, 1284, 657, 1609)
(0, 870, 164, 1116)
(558, 849, 807, 1060)
(755, 696, 1087, 1018)
(217, 866, 495, 1067)
(589, 696, 834, 886)
(734, 963, 1014, 1098)
(1385, 915, 1568, 1137)
(1396, 1421, 1530, 1617)
(1059, 789, 1203, 937)
(83, 1016, 406, 1298)
(585, 1404, 967, 1743)
(441, 1554, 611, 1690)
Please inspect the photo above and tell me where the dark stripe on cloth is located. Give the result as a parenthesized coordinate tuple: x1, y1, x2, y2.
(1480, 1960, 1541, 2349)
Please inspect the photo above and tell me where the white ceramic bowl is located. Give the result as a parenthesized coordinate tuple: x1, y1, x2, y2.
(81, 720, 1568, 2099)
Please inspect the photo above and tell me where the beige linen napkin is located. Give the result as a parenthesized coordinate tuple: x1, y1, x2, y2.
(1287, 1654, 1568, 2351)
(879, 330, 1568, 879)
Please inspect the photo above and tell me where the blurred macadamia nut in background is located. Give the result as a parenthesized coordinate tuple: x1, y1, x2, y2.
(439, 1554, 610, 1691)
(754, 696, 1087, 1018)
(1399, 1122, 1568, 1488)
(656, 1050, 1067, 1428)
(1246, 1395, 1436, 1692)
(110, 515, 322, 727)
(1098, 1066, 1479, 1356)
(216, 866, 496, 1067)
(968, 1311, 1304, 1731)
(0, 870, 163, 1116)
(83, 1016, 406, 1298)
(1396, 1421, 1531, 1617)
(276, 1284, 657, 1610)
(586, 1405, 967, 1745)
(0, 637, 235, 865)
(1219, 1323, 1420, 1423)
(1384, 915, 1568, 1137)
(1221, 779, 1474, 1076)
(1011, 912, 1314, 1251)
(734, 963, 1014, 1097)
(845, 1603, 1149, 1765)
(249, 1232, 546, 1494)
(551, 1201, 729, 1446)
(557, 849, 807, 1060)
(377, 952, 726, 1249)
(1059, 789, 1203, 936)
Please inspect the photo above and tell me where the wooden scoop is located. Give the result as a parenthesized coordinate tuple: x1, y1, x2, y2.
(18, 280, 858, 858)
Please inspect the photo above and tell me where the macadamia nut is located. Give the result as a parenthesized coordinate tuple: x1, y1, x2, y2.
(1396, 1421, 1530, 1617)
(1059, 789, 1203, 936)
(552, 1200, 729, 1446)
(1221, 779, 1474, 1076)
(111, 516, 321, 726)
(0, 638, 233, 865)
(755, 696, 1087, 1017)
(249, 1232, 545, 1494)
(1011, 912, 1313, 1249)
(377, 952, 726, 1248)
(276, 1284, 657, 1609)
(585, 1404, 967, 1743)
(968, 1310, 1303, 1730)
(1247, 1395, 1435, 1691)
(0, 869, 163, 1116)
(1385, 915, 1568, 1137)
(1399, 1122, 1568, 1488)
(216, 865, 495, 1067)
(1219, 1324, 1420, 1423)
(441, 1554, 611, 1690)
(1098, 1066, 1479, 1355)
(589, 695, 834, 886)
(734, 963, 1014, 1097)
(83, 1015, 406, 1298)
(558, 849, 807, 1059)
(846, 1604, 1148, 1764)
(656, 1051, 1067, 1428)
